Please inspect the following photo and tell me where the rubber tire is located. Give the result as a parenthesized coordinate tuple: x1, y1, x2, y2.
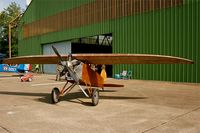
(51, 87, 60, 104)
(28, 78, 32, 82)
(92, 89, 99, 106)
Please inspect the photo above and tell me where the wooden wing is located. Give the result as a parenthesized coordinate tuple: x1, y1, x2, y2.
(3, 54, 194, 64)
(74, 54, 194, 64)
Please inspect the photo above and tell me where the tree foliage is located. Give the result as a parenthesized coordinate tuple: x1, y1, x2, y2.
(0, 2, 23, 57)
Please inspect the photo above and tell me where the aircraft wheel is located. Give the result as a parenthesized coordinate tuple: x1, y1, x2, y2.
(51, 87, 60, 104)
(92, 89, 99, 106)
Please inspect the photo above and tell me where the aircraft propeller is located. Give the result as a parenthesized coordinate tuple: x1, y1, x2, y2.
(52, 46, 79, 83)
(52, 46, 64, 62)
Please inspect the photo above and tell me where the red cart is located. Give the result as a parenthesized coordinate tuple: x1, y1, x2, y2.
(20, 73, 33, 82)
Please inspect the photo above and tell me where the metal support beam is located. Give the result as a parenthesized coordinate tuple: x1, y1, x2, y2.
(8, 13, 23, 58)
(8, 24, 12, 58)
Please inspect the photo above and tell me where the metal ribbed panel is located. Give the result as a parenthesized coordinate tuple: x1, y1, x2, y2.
(113, 0, 199, 83)
(18, 0, 199, 83)
(22, 0, 183, 38)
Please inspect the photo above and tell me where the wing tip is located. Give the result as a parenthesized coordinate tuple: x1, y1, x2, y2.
(183, 59, 194, 64)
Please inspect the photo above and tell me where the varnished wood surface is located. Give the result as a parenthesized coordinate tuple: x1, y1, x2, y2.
(3, 54, 194, 65)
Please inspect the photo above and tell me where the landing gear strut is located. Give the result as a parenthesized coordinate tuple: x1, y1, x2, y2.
(51, 81, 100, 106)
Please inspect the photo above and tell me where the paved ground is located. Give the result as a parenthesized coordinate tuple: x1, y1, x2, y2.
(0, 72, 200, 133)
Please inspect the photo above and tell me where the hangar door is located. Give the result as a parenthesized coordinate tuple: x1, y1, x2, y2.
(43, 41, 71, 74)
(71, 34, 113, 77)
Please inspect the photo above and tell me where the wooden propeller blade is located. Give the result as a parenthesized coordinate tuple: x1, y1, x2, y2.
(52, 46, 63, 61)
(3, 54, 194, 65)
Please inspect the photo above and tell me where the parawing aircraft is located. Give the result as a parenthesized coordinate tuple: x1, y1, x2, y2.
(2, 46, 194, 106)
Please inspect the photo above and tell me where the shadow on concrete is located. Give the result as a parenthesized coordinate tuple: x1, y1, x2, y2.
(0, 91, 48, 97)
(0, 91, 147, 106)
(12, 74, 24, 77)
(0, 74, 24, 78)
(99, 90, 117, 92)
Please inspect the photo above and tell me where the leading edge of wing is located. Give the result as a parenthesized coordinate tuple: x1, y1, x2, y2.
(2, 55, 63, 64)
(74, 54, 194, 64)
(3, 54, 194, 65)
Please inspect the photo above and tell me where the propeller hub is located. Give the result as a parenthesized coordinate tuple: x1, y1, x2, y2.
(67, 61, 73, 68)
(61, 61, 67, 66)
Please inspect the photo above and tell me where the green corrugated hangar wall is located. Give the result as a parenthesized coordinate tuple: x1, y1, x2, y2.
(18, 0, 200, 83)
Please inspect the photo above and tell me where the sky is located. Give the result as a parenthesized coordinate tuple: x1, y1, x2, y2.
(0, 0, 29, 12)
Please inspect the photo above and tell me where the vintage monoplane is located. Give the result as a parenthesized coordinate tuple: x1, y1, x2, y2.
(2, 46, 194, 106)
